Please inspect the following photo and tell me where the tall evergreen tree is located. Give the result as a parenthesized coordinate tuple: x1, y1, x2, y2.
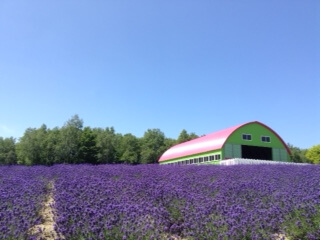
(177, 129, 190, 144)
(177, 129, 199, 144)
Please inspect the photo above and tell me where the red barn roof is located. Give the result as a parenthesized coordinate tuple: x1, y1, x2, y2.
(159, 121, 290, 162)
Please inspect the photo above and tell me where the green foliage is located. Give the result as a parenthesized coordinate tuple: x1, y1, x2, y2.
(140, 129, 166, 164)
(95, 127, 117, 164)
(305, 144, 320, 164)
(166, 199, 184, 222)
(176, 129, 198, 144)
(287, 143, 311, 163)
(177, 129, 189, 144)
(1, 115, 317, 166)
(164, 138, 176, 149)
(79, 127, 98, 164)
(119, 134, 140, 164)
(10, 116, 173, 165)
(59, 115, 83, 164)
(65, 114, 83, 129)
(0, 137, 17, 165)
(16, 126, 48, 165)
(282, 206, 320, 239)
(45, 127, 63, 165)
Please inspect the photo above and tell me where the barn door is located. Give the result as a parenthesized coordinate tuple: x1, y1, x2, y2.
(224, 144, 241, 158)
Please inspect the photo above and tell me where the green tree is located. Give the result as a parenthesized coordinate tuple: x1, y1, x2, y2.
(189, 132, 199, 140)
(3, 113, 225, 166)
(287, 143, 310, 163)
(177, 129, 198, 144)
(0, 137, 17, 165)
(79, 127, 98, 164)
(119, 133, 140, 164)
(177, 129, 189, 144)
(305, 144, 320, 164)
(95, 127, 117, 164)
(16, 125, 48, 165)
(58, 115, 83, 164)
(164, 137, 176, 149)
(45, 127, 62, 165)
(140, 129, 166, 164)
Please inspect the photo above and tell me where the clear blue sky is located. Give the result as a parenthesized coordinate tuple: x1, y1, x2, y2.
(0, 0, 319, 149)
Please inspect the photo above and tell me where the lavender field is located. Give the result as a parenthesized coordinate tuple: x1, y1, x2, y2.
(1, 164, 320, 240)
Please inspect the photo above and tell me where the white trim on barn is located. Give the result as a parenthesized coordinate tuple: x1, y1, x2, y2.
(220, 158, 309, 165)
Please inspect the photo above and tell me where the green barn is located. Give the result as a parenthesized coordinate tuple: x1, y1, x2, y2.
(159, 121, 291, 165)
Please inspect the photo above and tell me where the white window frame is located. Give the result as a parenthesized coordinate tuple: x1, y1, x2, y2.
(261, 136, 271, 143)
(242, 133, 252, 141)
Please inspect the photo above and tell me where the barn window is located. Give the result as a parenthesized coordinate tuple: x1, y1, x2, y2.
(194, 158, 199, 163)
(186, 160, 190, 164)
(242, 134, 252, 141)
(190, 159, 194, 164)
(261, 136, 271, 142)
(199, 157, 204, 163)
(215, 154, 221, 160)
(209, 155, 215, 161)
(204, 156, 209, 162)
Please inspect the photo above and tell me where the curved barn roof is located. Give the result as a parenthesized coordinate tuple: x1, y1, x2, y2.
(159, 121, 290, 162)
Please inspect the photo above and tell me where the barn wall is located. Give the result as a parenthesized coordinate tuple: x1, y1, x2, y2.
(159, 149, 222, 165)
(223, 123, 289, 161)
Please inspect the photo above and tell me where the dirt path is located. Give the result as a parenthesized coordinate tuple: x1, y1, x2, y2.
(271, 233, 289, 240)
(29, 181, 64, 240)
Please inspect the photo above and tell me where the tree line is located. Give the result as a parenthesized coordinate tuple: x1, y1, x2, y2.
(0, 115, 199, 166)
(0, 115, 319, 165)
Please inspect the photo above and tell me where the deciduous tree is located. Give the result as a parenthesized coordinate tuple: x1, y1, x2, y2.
(119, 133, 140, 164)
(140, 129, 166, 164)
(79, 127, 98, 164)
(95, 127, 117, 164)
(305, 144, 320, 164)
(0, 137, 17, 165)
(287, 143, 310, 163)
(58, 115, 83, 164)
(16, 125, 48, 165)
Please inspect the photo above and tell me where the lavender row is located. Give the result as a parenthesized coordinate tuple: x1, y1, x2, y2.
(0, 166, 51, 239)
(52, 164, 320, 240)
